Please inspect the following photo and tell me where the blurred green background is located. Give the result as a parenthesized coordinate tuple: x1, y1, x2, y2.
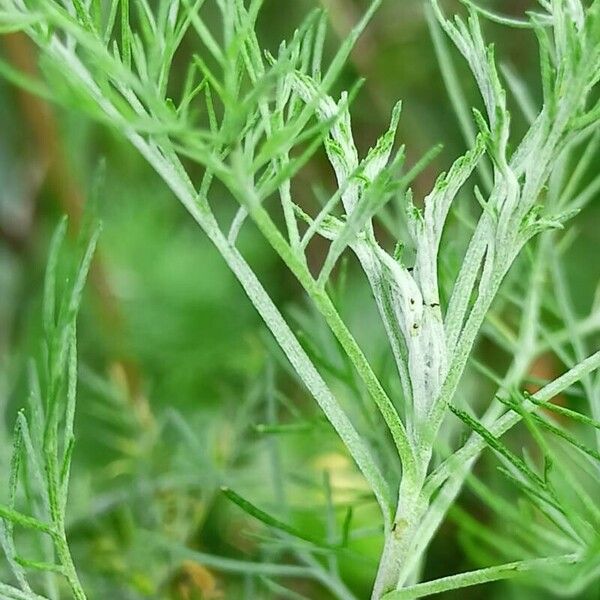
(1, 0, 599, 598)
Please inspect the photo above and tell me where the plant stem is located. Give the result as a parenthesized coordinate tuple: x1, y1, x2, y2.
(371, 469, 427, 598)
(240, 197, 416, 484)
(381, 553, 578, 599)
(415, 349, 600, 570)
(53, 528, 86, 600)
(46, 37, 394, 519)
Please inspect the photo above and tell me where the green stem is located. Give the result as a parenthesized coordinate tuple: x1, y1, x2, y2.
(53, 529, 87, 600)
(371, 471, 427, 598)
(425, 349, 600, 499)
(44, 35, 393, 517)
(0, 505, 54, 536)
(381, 554, 578, 599)
(45, 450, 87, 600)
(246, 200, 416, 483)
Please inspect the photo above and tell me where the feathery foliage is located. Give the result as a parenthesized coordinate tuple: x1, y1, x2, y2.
(1, 0, 599, 598)
(0, 218, 99, 600)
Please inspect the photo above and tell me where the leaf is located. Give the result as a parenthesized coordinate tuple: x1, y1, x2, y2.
(341, 506, 353, 547)
(42, 217, 68, 336)
(449, 405, 546, 489)
(0, 506, 55, 536)
(381, 554, 578, 599)
(499, 394, 600, 464)
(526, 394, 600, 430)
(221, 487, 338, 550)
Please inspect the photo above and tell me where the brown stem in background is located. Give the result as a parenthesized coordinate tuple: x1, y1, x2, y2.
(526, 353, 567, 418)
(1, 32, 153, 428)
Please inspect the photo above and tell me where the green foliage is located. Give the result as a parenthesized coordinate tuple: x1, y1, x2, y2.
(0, 0, 599, 598)
(0, 218, 99, 600)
